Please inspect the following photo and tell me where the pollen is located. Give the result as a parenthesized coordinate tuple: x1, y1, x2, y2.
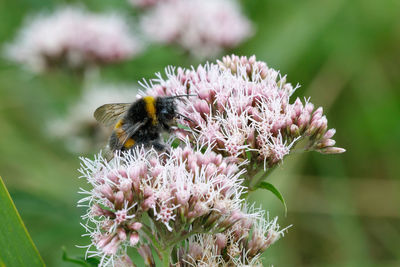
(143, 96, 157, 125)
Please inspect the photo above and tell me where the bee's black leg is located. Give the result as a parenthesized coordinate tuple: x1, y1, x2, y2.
(151, 141, 167, 152)
(162, 122, 171, 132)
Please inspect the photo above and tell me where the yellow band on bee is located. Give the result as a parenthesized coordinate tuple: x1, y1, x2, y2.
(124, 138, 135, 148)
(143, 96, 157, 125)
(114, 119, 124, 129)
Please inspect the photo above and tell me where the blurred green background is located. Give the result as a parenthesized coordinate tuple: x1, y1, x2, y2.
(0, 0, 399, 266)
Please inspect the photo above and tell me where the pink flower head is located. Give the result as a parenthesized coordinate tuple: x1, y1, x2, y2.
(141, 0, 252, 58)
(76, 54, 344, 266)
(178, 206, 286, 266)
(128, 0, 169, 8)
(78, 142, 245, 265)
(144, 55, 345, 181)
(5, 6, 142, 72)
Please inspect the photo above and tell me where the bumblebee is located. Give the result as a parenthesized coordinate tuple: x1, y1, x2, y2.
(94, 95, 191, 156)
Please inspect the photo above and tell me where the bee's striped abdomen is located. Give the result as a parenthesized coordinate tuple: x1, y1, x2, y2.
(124, 138, 135, 149)
(114, 119, 124, 129)
(114, 119, 125, 139)
(111, 119, 136, 150)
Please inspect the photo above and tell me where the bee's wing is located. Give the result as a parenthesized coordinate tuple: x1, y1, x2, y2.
(118, 119, 148, 150)
(94, 103, 131, 127)
(101, 145, 115, 162)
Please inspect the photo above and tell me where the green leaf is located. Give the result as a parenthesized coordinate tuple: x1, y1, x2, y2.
(257, 181, 287, 215)
(176, 123, 191, 131)
(170, 138, 181, 149)
(85, 257, 101, 266)
(0, 176, 45, 266)
(62, 247, 99, 267)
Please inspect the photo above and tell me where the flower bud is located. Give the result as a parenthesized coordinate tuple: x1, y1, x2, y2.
(107, 172, 119, 183)
(215, 233, 227, 251)
(114, 191, 125, 209)
(200, 100, 210, 114)
(290, 124, 300, 137)
(91, 204, 107, 216)
(182, 146, 192, 159)
(198, 87, 211, 102)
(188, 243, 202, 260)
(128, 222, 143, 231)
(318, 147, 346, 154)
(117, 228, 127, 241)
(313, 107, 323, 118)
(118, 168, 128, 178)
(294, 98, 303, 116)
(128, 167, 140, 181)
(324, 128, 336, 139)
(261, 230, 281, 251)
(129, 232, 139, 246)
(321, 138, 336, 148)
(151, 166, 163, 178)
(176, 189, 190, 206)
(305, 102, 314, 114)
(97, 234, 113, 249)
(142, 196, 155, 211)
(219, 210, 244, 230)
(120, 180, 132, 193)
(99, 184, 115, 202)
(205, 164, 217, 178)
(102, 235, 120, 255)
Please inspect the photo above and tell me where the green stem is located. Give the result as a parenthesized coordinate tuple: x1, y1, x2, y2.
(140, 224, 163, 254)
(248, 165, 278, 191)
(161, 246, 172, 267)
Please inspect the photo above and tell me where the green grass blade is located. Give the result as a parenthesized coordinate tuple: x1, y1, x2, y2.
(0, 176, 45, 267)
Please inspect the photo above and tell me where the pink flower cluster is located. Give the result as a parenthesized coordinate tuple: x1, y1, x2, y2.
(140, 0, 252, 58)
(78, 143, 246, 265)
(4, 7, 142, 72)
(128, 0, 169, 8)
(145, 55, 345, 187)
(76, 54, 346, 265)
(179, 208, 285, 266)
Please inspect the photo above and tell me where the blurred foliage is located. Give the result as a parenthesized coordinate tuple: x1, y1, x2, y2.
(0, 0, 399, 266)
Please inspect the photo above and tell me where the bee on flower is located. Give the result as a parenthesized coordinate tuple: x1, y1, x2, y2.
(144, 55, 345, 189)
(77, 54, 344, 266)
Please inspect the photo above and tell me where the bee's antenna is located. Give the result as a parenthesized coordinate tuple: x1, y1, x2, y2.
(165, 94, 197, 100)
(177, 113, 194, 123)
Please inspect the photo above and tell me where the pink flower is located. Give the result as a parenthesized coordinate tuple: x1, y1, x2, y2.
(76, 54, 344, 266)
(144, 55, 345, 187)
(140, 0, 252, 58)
(4, 6, 142, 72)
(179, 207, 286, 266)
(78, 142, 245, 265)
(128, 0, 169, 8)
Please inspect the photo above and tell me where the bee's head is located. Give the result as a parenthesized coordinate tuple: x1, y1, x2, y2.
(156, 98, 177, 123)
